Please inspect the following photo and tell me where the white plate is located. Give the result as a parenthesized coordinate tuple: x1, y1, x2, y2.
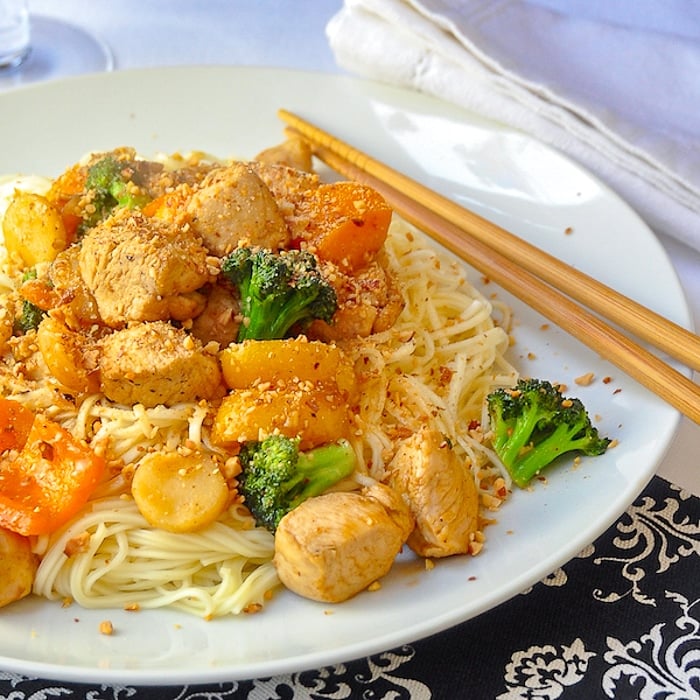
(0, 66, 690, 685)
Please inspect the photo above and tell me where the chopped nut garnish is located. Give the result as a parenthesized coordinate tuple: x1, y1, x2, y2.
(481, 493, 504, 511)
(99, 620, 114, 636)
(468, 540, 484, 556)
(64, 531, 91, 557)
(575, 372, 595, 386)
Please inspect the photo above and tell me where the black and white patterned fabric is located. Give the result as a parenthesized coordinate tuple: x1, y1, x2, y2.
(2, 476, 698, 699)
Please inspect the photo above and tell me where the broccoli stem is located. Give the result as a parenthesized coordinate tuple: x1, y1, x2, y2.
(509, 421, 603, 487)
(287, 440, 356, 510)
(239, 297, 286, 341)
(494, 402, 543, 469)
(15, 269, 45, 334)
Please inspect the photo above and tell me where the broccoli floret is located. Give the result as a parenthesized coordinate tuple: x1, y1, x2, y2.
(237, 434, 357, 531)
(486, 378, 611, 488)
(14, 269, 44, 334)
(82, 155, 150, 228)
(220, 246, 338, 341)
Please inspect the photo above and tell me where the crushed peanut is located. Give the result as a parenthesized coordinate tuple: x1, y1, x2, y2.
(575, 372, 595, 386)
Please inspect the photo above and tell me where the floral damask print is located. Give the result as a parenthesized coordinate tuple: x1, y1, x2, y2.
(542, 545, 596, 589)
(592, 493, 700, 606)
(353, 646, 431, 699)
(520, 545, 596, 594)
(496, 638, 596, 700)
(248, 666, 353, 699)
(0, 670, 142, 700)
(602, 591, 700, 699)
(172, 684, 242, 700)
(247, 646, 430, 700)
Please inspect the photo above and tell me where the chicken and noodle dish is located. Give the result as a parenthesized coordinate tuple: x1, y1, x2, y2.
(0, 135, 604, 618)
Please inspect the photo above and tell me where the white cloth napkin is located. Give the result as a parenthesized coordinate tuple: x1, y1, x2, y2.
(326, 0, 700, 253)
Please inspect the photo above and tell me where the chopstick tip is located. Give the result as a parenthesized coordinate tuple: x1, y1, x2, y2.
(277, 107, 295, 122)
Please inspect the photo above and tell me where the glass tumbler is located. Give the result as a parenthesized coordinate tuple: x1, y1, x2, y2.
(0, 0, 29, 69)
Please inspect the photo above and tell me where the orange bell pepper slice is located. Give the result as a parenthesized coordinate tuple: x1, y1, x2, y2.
(301, 182, 392, 272)
(0, 400, 105, 536)
(0, 399, 34, 453)
(141, 184, 193, 222)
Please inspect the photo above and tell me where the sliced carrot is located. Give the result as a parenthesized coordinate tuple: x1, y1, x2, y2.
(142, 184, 193, 221)
(301, 182, 392, 271)
(20, 278, 63, 311)
(46, 164, 87, 240)
(0, 413, 105, 536)
(46, 163, 86, 204)
(59, 208, 83, 240)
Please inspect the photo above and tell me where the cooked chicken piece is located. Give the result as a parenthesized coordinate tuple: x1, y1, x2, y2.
(187, 162, 290, 256)
(189, 282, 241, 348)
(309, 252, 404, 341)
(250, 162, 319, 241)
(254, 136, 314, 172)
(48, 245, 101, 327)
(274, 482, 413, 603)
(79, 209, 212, 328)
(386, 427, 480, 558)
(0, 527, 38, 608)
(0, 295, 17, 354)
(99, 321, 222, 407)
(361, 481, 415, 538)
(129, 156, 165, 188)
(145, 159, 217, 197)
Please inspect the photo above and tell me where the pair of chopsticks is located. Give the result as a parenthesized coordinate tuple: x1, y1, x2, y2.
(278, 109, 700, 425)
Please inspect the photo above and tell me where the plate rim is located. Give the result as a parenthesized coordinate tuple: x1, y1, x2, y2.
(0, 64, 686, 685)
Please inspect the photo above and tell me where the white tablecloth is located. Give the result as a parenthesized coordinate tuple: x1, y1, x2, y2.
(6, 0, 699, 495)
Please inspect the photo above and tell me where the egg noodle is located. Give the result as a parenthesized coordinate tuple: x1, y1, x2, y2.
(0, 164, 517, 618)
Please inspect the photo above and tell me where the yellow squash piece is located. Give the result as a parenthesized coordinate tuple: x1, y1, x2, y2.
(3, 192, 70, 266)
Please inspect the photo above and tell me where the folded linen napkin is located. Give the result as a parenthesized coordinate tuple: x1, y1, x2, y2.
(327, 0, 700, 253)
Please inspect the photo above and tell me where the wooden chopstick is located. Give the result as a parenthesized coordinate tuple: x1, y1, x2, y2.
(278, 109, 700, 425)
(279, 109, 700, 373)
